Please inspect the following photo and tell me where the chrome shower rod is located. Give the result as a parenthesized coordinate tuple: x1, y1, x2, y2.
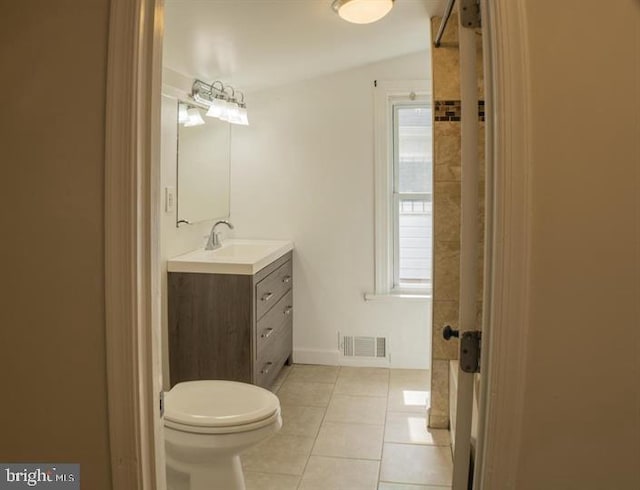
(434, 0, 456, 48)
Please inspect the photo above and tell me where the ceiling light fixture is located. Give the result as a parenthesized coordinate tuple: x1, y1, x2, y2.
(331, 0, 394, 24)
(192, 79, 249, 126)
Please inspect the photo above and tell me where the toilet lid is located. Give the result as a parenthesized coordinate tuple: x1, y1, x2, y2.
(164, 380, 280, 428)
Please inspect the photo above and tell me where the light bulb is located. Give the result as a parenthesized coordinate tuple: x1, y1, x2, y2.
(223, 102, 241, 125)
(178, 104, 189, 124)
(217, 103, 230, 122)
(238, 107, 249, 126)
(227, 102, 240, 118)
(184, 107, 205, 127)
(206, 97, 227, 119)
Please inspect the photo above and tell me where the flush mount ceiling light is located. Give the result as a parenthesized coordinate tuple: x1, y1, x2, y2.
(331, 0, 394, 24)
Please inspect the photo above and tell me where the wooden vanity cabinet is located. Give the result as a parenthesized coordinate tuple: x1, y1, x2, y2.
(168, 251, 293, 389)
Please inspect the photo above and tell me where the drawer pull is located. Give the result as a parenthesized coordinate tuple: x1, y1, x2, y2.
(284, 306, 293, 316)
(261, 361, 273, 375)
(261, 327, 274, 339)
(261, 292, 273, 302)
(282, 275, 292, 284)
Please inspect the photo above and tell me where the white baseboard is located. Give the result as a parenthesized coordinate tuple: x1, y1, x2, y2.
(293, 348, 395, 368)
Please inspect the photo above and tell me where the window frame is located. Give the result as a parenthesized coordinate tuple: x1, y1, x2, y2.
(373, 80, 432, 297)
(392, 103, 433, 291)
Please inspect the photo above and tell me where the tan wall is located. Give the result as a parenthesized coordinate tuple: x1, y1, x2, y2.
(515, 1, 640, 487)
(0, 2, 113, 488)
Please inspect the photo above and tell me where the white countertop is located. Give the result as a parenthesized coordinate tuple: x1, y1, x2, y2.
(167, 239, 294, 275)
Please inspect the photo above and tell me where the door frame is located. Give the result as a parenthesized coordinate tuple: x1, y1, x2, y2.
(104, 0, 165, 488)
(475, 0, 532, 487)
(103, 0, 533, 488)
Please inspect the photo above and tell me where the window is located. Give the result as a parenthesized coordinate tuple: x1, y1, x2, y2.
(393, 105, 432, 290)
(372, 81, 432, 297)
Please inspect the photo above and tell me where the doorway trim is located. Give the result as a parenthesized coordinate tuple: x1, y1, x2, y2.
(102, 0, 534, 488)
(476, 0, 533, 487)
(104, 0, 165, 488)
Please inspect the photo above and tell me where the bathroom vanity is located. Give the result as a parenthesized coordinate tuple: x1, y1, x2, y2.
(167, 240, 294, 389)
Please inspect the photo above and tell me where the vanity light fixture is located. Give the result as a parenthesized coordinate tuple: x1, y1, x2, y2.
(205, 81, 228, 119)
(183, 107, 205, 127)
(192, 79, 249, 126)
(222, 85, 243, 124)
(221, 95, 237, 123)
(178, 103, 189, 124)
(331, 0, 394, 24)
(206, 96, 228, 119)
(235, 92, 249, 126)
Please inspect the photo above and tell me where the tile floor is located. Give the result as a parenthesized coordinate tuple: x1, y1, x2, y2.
(242, 364, 453, 490)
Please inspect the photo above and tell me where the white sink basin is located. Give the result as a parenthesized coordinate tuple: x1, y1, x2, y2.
(210, 243, 278, 258)
(168, 239, 294, 275)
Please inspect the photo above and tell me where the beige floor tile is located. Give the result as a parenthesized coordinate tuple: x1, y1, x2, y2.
(380, 443, 453, 486)
(340, 366, 390, 379)
(270, 364, 292, 393)
(387, 386, 430, 413)
(244, 471, 300, 490)
(277, 381, 334, 407)
(241, 434, 314, 476)
(286, 364, 340, 384)
(267, 365, 452, 489)
(299, 456, 380, 490)
(389, 380, 431, 394)
(335, 376, 389, 397)
(390, 369, 430, 381)
(312, 422, 384, 460)
(389, 369, 431, 390)
(325, 394, 387, 425)
(279, 405, 325, 437)
(384, 412, 450, 446)
(378, 483, 451, 490)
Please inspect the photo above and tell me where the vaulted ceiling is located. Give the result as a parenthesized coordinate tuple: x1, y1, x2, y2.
(164, 0, 447, 92)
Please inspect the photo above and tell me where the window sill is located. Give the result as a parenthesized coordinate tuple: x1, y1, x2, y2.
(364, 292, 432, 303)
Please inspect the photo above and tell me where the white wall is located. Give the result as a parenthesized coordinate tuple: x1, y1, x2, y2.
(514, 1, 640, 488)
(230, 52, 432, 368)
(160, 69, 225, 388)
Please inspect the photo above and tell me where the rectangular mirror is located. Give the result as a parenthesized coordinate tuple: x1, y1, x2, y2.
(176, 101, 231, 225)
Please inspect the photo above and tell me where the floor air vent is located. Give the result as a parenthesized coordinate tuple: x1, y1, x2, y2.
(342, 335, 387, 358)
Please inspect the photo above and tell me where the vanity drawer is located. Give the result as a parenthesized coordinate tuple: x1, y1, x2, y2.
(256, 289, 293, 357)
(255, 260, 293, 320)
(254, 325, 292, 388)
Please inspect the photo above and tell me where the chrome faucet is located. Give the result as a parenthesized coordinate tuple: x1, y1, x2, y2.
(205, 220, 234, 250)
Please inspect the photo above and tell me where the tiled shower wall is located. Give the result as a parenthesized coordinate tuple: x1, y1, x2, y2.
(429, 14, 485, 429)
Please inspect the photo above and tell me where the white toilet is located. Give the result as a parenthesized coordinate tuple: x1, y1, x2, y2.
(164, 380, 282, 490)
